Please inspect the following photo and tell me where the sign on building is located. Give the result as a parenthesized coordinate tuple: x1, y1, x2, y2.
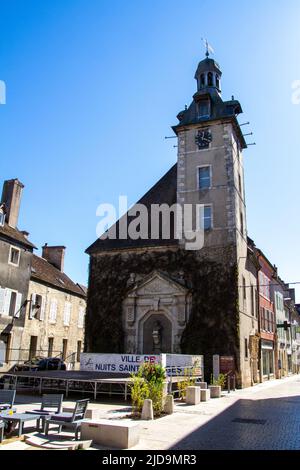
(165, 354, 204, 377)
(80, 353, 204, 377)
(80, 353, 163, 374)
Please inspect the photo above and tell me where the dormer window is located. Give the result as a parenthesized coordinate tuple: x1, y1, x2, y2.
(198, 100, 210, 118)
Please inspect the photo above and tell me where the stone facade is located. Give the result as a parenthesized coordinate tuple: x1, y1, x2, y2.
(21, 278, 86, 367)
(0, 179, 36, 371)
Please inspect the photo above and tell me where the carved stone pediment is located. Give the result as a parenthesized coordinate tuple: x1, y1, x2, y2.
(128, 271, 188, 298)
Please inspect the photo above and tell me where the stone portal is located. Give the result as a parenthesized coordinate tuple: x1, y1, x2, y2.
(122, 271, 191, 354)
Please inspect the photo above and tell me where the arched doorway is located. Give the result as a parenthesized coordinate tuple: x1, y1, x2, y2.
(142, 313, 172, 354)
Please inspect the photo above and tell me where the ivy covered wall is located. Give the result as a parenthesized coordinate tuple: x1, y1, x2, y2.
(85, 245, 240, 379)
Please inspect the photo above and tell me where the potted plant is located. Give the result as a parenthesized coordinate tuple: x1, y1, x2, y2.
(208, 374, 226, 398)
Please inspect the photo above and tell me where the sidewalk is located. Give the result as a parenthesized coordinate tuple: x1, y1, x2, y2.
(1, 374, 300, 450)
(130, 374, 300, 450)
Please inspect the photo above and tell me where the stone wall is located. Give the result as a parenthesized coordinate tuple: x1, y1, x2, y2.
(21, 279, 86, 366)
(86, 244, 240, 382)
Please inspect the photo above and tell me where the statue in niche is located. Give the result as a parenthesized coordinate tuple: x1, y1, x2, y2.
(152, 320, 162, 353)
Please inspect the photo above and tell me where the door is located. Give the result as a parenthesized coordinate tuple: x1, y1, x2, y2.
(62, 339, 68, 361)
(48, 337, 54, 357)
(29, 336, 38, 360)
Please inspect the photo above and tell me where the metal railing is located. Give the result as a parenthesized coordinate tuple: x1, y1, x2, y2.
(4, 349, 63, 364)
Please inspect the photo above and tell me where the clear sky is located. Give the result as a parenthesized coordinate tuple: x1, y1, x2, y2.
(1, 0, 300, 300)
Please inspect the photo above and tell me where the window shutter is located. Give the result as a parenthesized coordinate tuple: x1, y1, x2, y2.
(0, 287, 5, 315)
(3, 289, 12, 316)
(50, 299, 57, 323)
(14, 293, 22, 318)
(78, 307, 85, 328)
(39, 296, 45, 321)
(64, 302, 71, 326)
(29, 294, 36, 319)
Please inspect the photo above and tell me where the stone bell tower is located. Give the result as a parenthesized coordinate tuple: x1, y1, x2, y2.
(172, 51, 259, 387)
(172, 52, 248, 260)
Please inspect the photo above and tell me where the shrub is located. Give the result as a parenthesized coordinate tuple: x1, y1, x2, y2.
(176, 367, 196, 400)
(129, 362, 166, 417)
(210, 373, 227, 389)
(130, 375, 149, 416)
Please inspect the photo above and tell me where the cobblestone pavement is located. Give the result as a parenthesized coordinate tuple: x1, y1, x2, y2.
(161, 375, 300, 450)
(2, 375, 300, 450)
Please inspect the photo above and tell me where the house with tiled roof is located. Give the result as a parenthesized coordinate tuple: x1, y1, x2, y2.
(0, 178, 86, 371)
(21, 247, 86, 368)
(0, 179, 36, 370)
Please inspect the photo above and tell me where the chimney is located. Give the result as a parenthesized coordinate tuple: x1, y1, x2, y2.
(1, 179, 24, 228)
(42, 244, 66, 272)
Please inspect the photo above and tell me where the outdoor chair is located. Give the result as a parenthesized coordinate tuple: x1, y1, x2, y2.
(44, 398, 89, 440)
(25, 394, 64, 432)
(0, 420, 4, 443)
(0, 390, 16, 411)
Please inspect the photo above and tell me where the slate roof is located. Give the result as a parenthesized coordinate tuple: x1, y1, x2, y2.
(86, 164, 178, 254)
(31, 254, 86, 298)
(173, 92, 246, 149)
(0, 222, 36, 250)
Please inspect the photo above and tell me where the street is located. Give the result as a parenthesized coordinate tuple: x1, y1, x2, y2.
(134, 375, 300, 450)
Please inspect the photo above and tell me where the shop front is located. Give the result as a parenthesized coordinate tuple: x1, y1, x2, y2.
(261, 339, 275, 380)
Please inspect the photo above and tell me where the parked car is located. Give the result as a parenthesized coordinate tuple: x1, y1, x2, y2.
(13, 356, 44, 371)
(14, 357, 66, 372)
(38, 357, 66, 371)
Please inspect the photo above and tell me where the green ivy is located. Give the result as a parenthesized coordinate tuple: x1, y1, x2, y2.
(86, 247, 240, 381)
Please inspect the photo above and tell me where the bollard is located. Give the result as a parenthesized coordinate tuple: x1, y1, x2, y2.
(232, 375, 236, 391)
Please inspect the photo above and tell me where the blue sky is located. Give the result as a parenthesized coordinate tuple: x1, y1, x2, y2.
(1, 0, 300, 300)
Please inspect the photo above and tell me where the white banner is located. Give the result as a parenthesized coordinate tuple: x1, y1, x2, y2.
(80, 353, 204, 377)
(80, 353, 164, 374)
(166, 354, 204, 377)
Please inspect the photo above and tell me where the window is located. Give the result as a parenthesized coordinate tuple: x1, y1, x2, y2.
(198, 100, 210, 118)
(261, 307, 265, 330)
(198, 166, 211, 189)
(49, 299, 57, 324)
(251, 285, 254, 316)
(0, 211, 5, 226)
(78, 306, 85, 328)
(63, 302, 71, 326)
(259, 272, 270, 300)
(245, 338, 248, 359)
(200, 205, 212, 230)
(8, 291, 17, 317)
(77, 341, 82, 362)
(243, 276, 247, 301)
(0, 288, 22, 317)
(240, 212, 244, 236)
(238, 173, 242, 194)
(8, 246, 20, 266)
(216, 75, 220, 89)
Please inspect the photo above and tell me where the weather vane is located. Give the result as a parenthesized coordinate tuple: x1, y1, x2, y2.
(201, 38, 214, 58)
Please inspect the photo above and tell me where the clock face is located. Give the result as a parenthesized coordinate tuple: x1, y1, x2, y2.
(195, 129, 212, 149)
